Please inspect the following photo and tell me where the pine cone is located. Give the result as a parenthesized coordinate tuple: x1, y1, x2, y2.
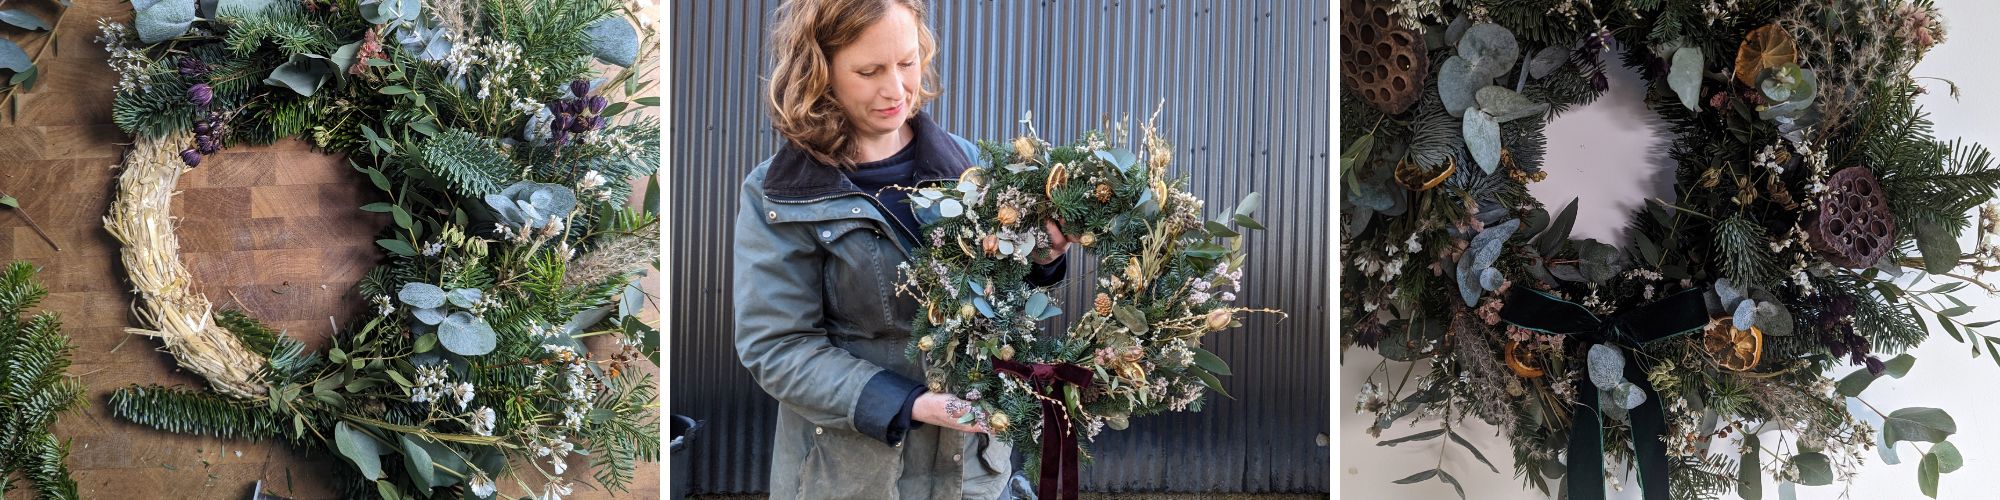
(1095, 183, 1113, 203)
(1804, 167, 1896, 268)
(1095, 293, 1113, 316)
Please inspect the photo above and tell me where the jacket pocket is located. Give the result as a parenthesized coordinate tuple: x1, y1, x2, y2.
(802, 425, 903, 500)
(817, 218, 908, 339)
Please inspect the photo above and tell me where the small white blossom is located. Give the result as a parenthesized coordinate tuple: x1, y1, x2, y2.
(468, 472, 497, 498)
(470, 406, 497, 436)
(452, 382, 476, 410)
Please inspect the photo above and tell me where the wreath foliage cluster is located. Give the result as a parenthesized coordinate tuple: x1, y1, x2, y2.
(897, 117, 1279, 480)
(98, 0, 661, 498)
(1341, 1, 1996, 499)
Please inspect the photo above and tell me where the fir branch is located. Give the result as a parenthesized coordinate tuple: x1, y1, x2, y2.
(417, 129, 516, 197)
(108, 385, 283, 441)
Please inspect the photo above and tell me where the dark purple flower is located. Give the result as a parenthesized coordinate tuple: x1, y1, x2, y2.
(590, 115, 606, 130)
(1864, 355, 1886, 375)
(552, 130, 569, 146)
(180, 149, 203, 167)
(570, 79, 592, 98)
(197, 136, 219, 154)
(178, 57, 210, 78)
(189, 84, 213, 107)
(552, 114, 572, 134)
(1591, 72, 1609, 92)
(588, 95, 607, 113)
(194, 121, 212, 135)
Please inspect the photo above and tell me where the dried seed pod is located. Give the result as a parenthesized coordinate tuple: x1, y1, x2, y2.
(1804, 167, 1896, 268)
(1095, 183, 1113, 203)
(1339, 0, 1428, 114)
(998, 205, 1020, 226)
(1094, 292, 1113, 316)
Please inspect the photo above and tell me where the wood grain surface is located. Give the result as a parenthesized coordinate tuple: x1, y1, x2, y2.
(0, 1, 662, 498)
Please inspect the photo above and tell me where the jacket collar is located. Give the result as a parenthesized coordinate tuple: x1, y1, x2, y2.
(763, 110, 968, 202)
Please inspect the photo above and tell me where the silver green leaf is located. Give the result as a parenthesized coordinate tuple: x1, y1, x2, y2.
(1884, 407, 1957, 447)
(438, 312, 497, 356)
(264, 53, 336, 97)
(0, 10, 50, 31)
(333, 422, 387, 480)
(1462, 108, 1502, 173)
(585, 16, 639, 67)
(1455, 219, 1519, 306)
(0, 39, 27, 73)
(1438, 56, 1478, 118)
(1457, 24, 1519, 78)
(135, 0, 197, 43)
(1474, 86, 1549, 122)
(1668, 46, 1704, 111)
(398, 283, 446, 309)
(1527, 46, 1568, 79)
(446, 288, 483, 309)
(1791, 452, 1833, 486)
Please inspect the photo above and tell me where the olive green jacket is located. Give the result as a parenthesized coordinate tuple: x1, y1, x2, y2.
(733, 112, 1023, 499)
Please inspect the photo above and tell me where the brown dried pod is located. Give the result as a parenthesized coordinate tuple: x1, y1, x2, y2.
(1339, 0, 1429, 114)
(1804, 167, 1897, 268)
(1095, 183, 1113, 203)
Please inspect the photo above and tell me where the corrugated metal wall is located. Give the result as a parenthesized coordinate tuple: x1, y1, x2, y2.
(669, 0, 1330, 494)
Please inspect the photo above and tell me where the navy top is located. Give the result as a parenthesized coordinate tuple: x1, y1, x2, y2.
(845, 140, 923, 244)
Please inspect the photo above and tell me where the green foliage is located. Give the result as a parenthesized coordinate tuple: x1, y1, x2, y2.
(218, 2, 340, 57)
(111, 78, 195, 138)
(108, 385, 283, 441)
(416, 128, 515, 197)
(0, 262, 83, 500)
(1714, 215, 1779, 288)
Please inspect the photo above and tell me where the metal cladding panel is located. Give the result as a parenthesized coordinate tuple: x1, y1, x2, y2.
(670, 0, 1329, 493)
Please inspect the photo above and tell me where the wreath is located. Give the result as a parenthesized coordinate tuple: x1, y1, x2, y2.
(99, 0, 660, 498)
(896, 115, 1281, 498)
(1341, 1, 1994, 499)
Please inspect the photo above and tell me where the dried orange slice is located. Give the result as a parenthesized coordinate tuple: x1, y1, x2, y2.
(1703, 318, 1764, 371)
(1734, 24, 1798, 87)
(1504, 341, 1545, 378)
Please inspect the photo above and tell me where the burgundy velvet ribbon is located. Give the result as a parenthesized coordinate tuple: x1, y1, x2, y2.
(991, 359, 1093, 500)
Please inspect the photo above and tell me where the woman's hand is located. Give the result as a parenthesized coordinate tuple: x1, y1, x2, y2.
(913, 392, 988, 434)
(1034, 219, 1072, 265)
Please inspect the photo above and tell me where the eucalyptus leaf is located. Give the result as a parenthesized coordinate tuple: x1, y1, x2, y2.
(1527, 46, 1568, 79)
(1457, 24, 1519, 78)
(1191, 346, 1230, 376)
(1669, 47, 1704, 111)
(1577, 239, 1620, 283)
(1462, 109, 1502, 173)
(0, 10, 49, 31)
(1376, 429, 1444, 446)
(1474, 86, 1549, 122)
(1341, 133, 1374, 176)
(446, 288, 483, 309)
(0, 39, 18, 73)
(135, 0, 197, 43)
(1534, 198, 1578, 257)
(438, 312, 497, 356)
(1438, 56, 1478, 118)
(1740, 433, 1763, 500)
(1479, 267, 1504, 291)
(1884, 407, 1957, 445)
(1920, 452, 1940, 497)
(972, 296, 996, 318)
(1915, 221, 1961, 275)
(1024, 291, 1050, 319)
(400, 434, 437, 489)
(1391, 469, 1439, 484)
(584, 16, 639, 67)
(1444, 15, 1470, 46)
(1932, 441, 1963, 473)
(1455, 219, 1520, 306)
(413, 306, 447, 326)
(334, 422, 387, 481)
(264, 53, 336, 97)
(398, 283, 446, 309)
(1791, 452, 1833, 486)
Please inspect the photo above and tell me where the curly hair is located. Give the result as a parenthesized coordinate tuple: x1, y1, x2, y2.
(765, 0, 941, 168)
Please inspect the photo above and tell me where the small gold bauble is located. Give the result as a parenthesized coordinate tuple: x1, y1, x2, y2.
(988, 411, 1011, 432)
(997, 344, 1016, 361)
(1078, 232, 1096, 247)
(917, 335, 937, 352)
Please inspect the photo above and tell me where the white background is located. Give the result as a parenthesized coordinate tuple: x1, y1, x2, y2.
(1338, 1, 2000, 498)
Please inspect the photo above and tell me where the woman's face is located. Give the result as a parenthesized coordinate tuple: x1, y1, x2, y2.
(829, 6, 923, 138)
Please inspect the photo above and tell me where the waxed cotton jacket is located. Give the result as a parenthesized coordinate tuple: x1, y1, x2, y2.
(734, 112, 1039, 500)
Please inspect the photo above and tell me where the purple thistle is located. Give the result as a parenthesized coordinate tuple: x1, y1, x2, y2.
(178, 57, 210, 78)
(189, 84, 214, 107)
(552, 114, 572, 134)
(570, 79, 591, 98)
(588, 95, 608, 114)
(194, 121, 212, 135)
(1863, 355, 1886, 375)
(197, 136, 219, 154)
(180, 149, 203, 167)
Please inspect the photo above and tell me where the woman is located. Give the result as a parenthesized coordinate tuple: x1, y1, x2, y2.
(733, 1, 1071, 498)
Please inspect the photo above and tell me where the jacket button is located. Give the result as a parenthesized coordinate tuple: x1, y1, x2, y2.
(851, 207, 862, 214)
(814, 427, 823, 435)
(820, 230, 833, 239)
(767, 211, 777, 220)
(953, 453, 962, 462)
